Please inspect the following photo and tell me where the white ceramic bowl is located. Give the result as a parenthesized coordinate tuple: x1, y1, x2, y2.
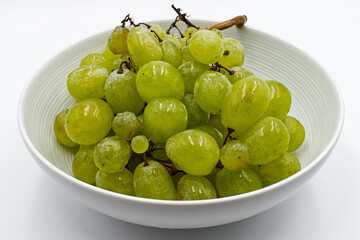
(18, 20, 344, 229)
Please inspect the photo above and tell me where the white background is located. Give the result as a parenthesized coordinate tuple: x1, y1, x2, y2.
(1, 0, 359, 239)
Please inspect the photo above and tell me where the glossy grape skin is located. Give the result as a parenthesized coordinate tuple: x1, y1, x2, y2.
(226, 66, 254, 84)
(136, 114, 145, 135)
(181, 45, 196, 62)
(182, 93, 210, 128)
(164, 34, 181, 49)
(177, 174, 217, 200)
(104, 69, 145, 115)
(112, 52, 130, 71)
(149, 24, 166, 40)
(143, 97, 188, 144)
(127, 27, 162, 66)
(67, 65, 109, 101)
(160, 40, 182, 68)
(65, 98, 114, 145)
(178, 60, 209, 93)
(133, 160, 177, 200)
(283, 116, 306, 152)
(262, 81, 292, 120)
(260, 152, 301, 184)
(221, 76, 271, 133)
(53, 109, 78, 147)
(220, 140, 249, 171)
(218, 38, 245, 68)
(72, 145, 98, 184)
(215, 167, 263, 197)
(131, 135, 149, 154)
(194, 71, 232, 114)
(107, 26, 129, 55)
(189, 29, 224, 64)
(165, 129, 220, 175)
(101, 44, 121, 62)
(206, 114, 228, 141)
(112, 111, 141, 141)
(241, 117, 290, 165)
(136, 61, 184, 103)
(79, 53, 113, 72)
(195, 125, 223, 148)
(184, 27, 199, 39)
(95, 168, 135, 196)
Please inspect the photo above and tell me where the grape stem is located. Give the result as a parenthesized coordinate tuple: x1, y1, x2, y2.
(211, 62, 235, 75)
(223, 127, 235, 145)
(150, 30, 163, 42)
(121, 14, 151, 28)
(204, 15, 248, 30)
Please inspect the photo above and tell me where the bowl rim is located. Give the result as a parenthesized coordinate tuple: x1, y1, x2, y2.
(17, 20, 345, 207)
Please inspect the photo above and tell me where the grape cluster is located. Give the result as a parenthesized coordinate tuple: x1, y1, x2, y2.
(53, 9, 305, 201)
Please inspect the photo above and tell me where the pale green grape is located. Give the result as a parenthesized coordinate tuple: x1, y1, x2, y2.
(218, 38, 245, 68)
(131, 135, 149, 154)
(178, 60, 209, 93)
(177, 174, 217, 200)
(143, 97, 188, 144)
(93, 136, 131, 173)
(164, 34, 181, 49)
(220, 140, 249, 171)
(127, 27, 162, 65)
(136, 61, 184, 102)
(53, 109, 78, 147)
(172, 171, 186, 189)
(195, 125, 223, 148)
(149, 24, 166, 40)
(160, 40, 182, 68)
(104, 69, 145, 115)
(189, 29, 224, 64)
(241, 116, 290, 165)
(108, 25, 129, 55)
(221, 76, 271, 133)
(79, 53, 113, 72)
(262, 81, 292, 120)
(72, 145, 98, 184)
(95, 168, 134, 195)
(185, 27, 199, 39)
(194, 71, 232, 114)
(211, 29, 222, 38)
(178, 37, 187, 48)
(260, 152, 301, 184)
(181, 45, 196, 62)
(215, 167, 263, 197)
(101, 44, 121, 62)
(133, 160, 177, 200)
(112, 111, 141, 141)
(226, 66, 254, 84)
(182, 93, 210, 128)
(137, 114, 145, 135)
(165, 129, 220, 175)
(151, 143, 170, 162)
(65, 98, 114, 145)
(283, 116, 305, 152)
(112, 52, 130, 71)
(207, 114, 228, 141)
(67, 65, 109, 101)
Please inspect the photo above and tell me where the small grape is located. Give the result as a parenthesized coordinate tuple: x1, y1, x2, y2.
(283, 116, 305, 152)
(53, 109, 78, 147)
(218, 38, 245, 68)
(131, 135, 149, 154)
(96, 168, 135, 196)
(160, 40, 182, 68)
(178, 60, 210, 93)
(177, 174, 217, 200)
(112, 111, 141, 141)
(108, 25, 129, 55)
(220, 140, 249, 171)
(262, 81, 292, 120)
(184, 27, 199, 39)
(79, 53, 113, 72)
(72, 145, 98, 184)
(182, 93, 210, 128)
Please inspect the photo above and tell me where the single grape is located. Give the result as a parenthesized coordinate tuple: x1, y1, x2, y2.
(133, 160, 177, 200)
(211, 29, 222, 38)
(101, 44, 121, 62)
(194, 125, 223, 148)
(65, 98, 114, 145)
(178, 60, 209, 93)
(221, 76, 271, 133)
(283, 116, 306, 152)
(107, 25, 129, 55)
(226, 66, 254, 84)
(220, 140, 249, 171)
(136, 61, 184, 102)
(181, 45, 196, 62)
(172, 171, 186, 189)
(149, 24, 166, 40)
(165, 129, 220, 175)
(53, 109, 78, 147)
(143, 97, 188, 144)
(206, 114, 228, 141)
(160, 40, 182, 68)
(218, 38, 245, 68)
(182, 93, 210, 128)
(67, 65, 109, 101)
(131, 135, 149, 154)
(111, 52, 130, 71)
(177, 174, 217, 200)
(79, 53, 113, 73)
(194, 70, 232, 114)
(93, 136, 131, 173)
(72, 145, 98, 184)
(184, 27, 199, 39)
(215, 167, 263, 197)
(164, 34, 181, 49)
(96, 168, 135, 195)
(178, 37, 187, 48)
(262, 81, 292, 120)
(112, 111, 141, 141)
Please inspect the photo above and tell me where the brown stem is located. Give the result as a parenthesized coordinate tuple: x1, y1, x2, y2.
(156, 160, 178, 175)
(204, 15, 248, 30)
(223, 128, 235, 146)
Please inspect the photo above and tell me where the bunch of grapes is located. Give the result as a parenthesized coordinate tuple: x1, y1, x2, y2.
(53, 5, 305, 201)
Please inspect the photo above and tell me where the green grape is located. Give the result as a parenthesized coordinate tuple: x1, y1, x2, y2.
(189, 29, 224, 64)
(53, 109, 78, 147)
(211, 29, 222, 38)
(206, 114, 228, 141)
(151, 143, 170, 162)
(262, 81, 292, 120)
(143, 97, 188, 144)
(260, 152, 301, 184)
(172, 171, 186, 189)
(107, 25, 129, 55)
(111, 52, 130, 71)
(127, 27, 162, 65)
(149, 24, 166, 40)
(112, 111, 141, 141)
(184, 27, 199, 39)
(195, 125, 223, 148)
(205, 167, 220, 187)
(226, 66, 254, 84)
(126, 155, 144, 173)
(178, 37, 187, 48)
(177, 174, 217, 200)
(136, 61, 184, 103)
(133, 160, 177, 200)
(72, 145, 98, 184)
(283, 116, 306, 152)
(137, 114, 145, 135)
(182, 93, 210, 128)
(93, 136, 131, 173)
(79, 53, 113, 72)
(101, 44, 121, 62)
(95, 168, 134, 195)
(164, 34, 181, 49)
(165, 129, 220, 175)
(194, 70, 232, 114)
(218, 38, 245, 68)
(221, 76, 271, 133)
(160, 40, 182, 68)
(104, 69, 145, 115)
(65, 98, 114, 145)
(178, 60, 209, 93)
(67, 65, 109, 101)
(131, 135, 149, 154)
(181, 45, 196, 62)
(220, 140, 249, 171)
(241, 116, 290, 165)
(215, 167, 263, 197)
